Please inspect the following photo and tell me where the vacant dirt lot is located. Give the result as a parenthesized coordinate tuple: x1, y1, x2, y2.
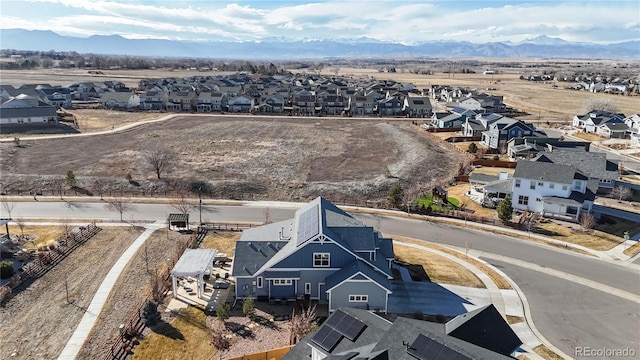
(0, 227, 142, 359)
(0, 117, 464, 203)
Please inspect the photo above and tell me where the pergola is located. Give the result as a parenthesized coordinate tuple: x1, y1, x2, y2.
(170, 248, 218, 300)
(0, 219, 11, 237)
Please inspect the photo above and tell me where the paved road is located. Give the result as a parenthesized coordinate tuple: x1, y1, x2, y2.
(6, 200, 640, 357)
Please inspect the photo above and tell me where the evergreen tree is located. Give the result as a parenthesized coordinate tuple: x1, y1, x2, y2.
(497, 196, 513, 223)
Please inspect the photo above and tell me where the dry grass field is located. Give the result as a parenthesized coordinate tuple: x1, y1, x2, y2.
(0, 227, 142, 359)
(0, 116, 464, 203)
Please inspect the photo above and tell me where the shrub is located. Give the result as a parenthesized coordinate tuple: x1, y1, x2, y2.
(467, 142, 478, 153)
(388, 185, 404, 208)
(492, 154, 500, 161)
(216, 302, 231, 322)
(497, 196, 513, 223)
(0, 261, 14, 279)
(242, 297, 255, 317)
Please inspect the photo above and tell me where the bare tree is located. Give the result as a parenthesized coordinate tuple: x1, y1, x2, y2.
(584, 98, 619, 113)
(611, 186, 632, 201)
(52, 177, 66, 200)
(15, 218, 26, 239)
(170, 196, 195, 215)
(92, 178, 108, 200)
(143, 144, 176, 180)
(105, 196, 132, 221)
(579, 212, 596, 232)
(522, 212, 539, 237)
(290, 304, 317, 345)
(1, 198, 15, 218)
(210, 328, 231, 360)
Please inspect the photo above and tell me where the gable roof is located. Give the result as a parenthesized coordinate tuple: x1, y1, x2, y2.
(284, 307, 517, 360)
(445, 304, 522, 356)
(534, 149, 618, 180)
(326, 259, 392, 292)
(513, 160, 583, 184)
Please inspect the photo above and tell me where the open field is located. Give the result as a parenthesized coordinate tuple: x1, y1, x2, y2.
(0, 116, 464, 203)
(0, 227, 142, 359)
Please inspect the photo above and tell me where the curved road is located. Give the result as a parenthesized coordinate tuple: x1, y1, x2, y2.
(6, 200, 639, 357)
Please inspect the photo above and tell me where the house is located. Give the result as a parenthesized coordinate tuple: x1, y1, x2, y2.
(481, 117, 538, 149)
(99, 91, 140, 110)
(511, 160, 596, 222)
(318, 94, 348, 116)
(572, 110, 625, 132)
(462, 113, 503, 137)
(166, 91, 197, 111)
(255, 95, 285, 114)
(595, 122, 630, 139)
(507, 137, 590, 159)
(38, 87, 73, 109)
(624, 114, 640, 132)
(226, 94, 254, 113)
(291, 90, 317, 115)
(231, 197, 395, 313)
(347, 94, 376, 116)
(534, 149, 618, 193)
(196, 92, 227, 112)
(283, 305, 521, 360)
(0, 95, 57, 127)
(377, 97, 404, 116)
(139, 90, 168, 110)
(458, 94, 506, 114)
(403, 96, 432, 117)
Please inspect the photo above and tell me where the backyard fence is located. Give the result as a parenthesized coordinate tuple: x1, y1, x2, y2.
(225, 345, 294, 360)
(0, 223, 102, 304)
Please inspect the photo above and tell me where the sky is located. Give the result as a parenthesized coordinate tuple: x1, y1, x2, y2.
(1, 0, 639, 44)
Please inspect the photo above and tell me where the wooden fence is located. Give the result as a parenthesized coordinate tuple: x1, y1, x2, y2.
(225, 345, 294, 360)
(0, 223, 102, 304)
(472, 159, 517, 168)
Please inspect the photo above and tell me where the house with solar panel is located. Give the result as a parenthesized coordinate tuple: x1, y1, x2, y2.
(283, 306, 522, 360)
(231, 197, 395, 313)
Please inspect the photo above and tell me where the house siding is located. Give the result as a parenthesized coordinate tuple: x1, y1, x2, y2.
(329, 281, 387, 312)
(272, 241, 354, 269)
(511, 177, 572, 213)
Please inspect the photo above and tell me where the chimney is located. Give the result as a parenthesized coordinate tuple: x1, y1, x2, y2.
(499, 171, 508, 180)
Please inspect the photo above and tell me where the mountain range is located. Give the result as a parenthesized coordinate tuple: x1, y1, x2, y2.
(1, 29, 639, 60)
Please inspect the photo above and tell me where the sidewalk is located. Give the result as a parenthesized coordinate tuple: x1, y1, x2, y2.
(57, 223, 163, 360)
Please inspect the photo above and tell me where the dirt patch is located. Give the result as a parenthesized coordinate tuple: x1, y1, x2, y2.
(0, 116, 464, 204)
(0, 227, 142, 359)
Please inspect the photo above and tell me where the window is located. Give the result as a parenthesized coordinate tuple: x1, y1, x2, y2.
(530, 181, 536, 190)
(348, 295, 368, 302)
(549, 183, 555, 189)
(538, 182, 544, 187)
(305, 283, 311, 295)
(313, 253, 330, 267)
(518, 196, 529, 206)
(515, 179, 521, 188)
(567, 206, 578, 215)
(273, 279, 292, 286)
(573, 180, 583, 191)
(562, 185, 568, 191)
(257, 277, 263, 288)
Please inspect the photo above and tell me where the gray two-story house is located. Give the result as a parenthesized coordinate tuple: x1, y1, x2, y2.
(481, 117, 538, 149)
(232, 197, 395, 313)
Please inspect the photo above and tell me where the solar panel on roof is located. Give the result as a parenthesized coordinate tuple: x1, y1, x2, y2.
(329, 310, 367, 341)
(311, 325, 343, 352)
(407, 334, 472, 360)
(296, 204, 319, 245)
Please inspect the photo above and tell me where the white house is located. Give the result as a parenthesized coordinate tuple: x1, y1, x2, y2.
(511, 161, 596, 222)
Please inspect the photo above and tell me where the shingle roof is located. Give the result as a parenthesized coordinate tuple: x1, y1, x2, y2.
(325, 260, 392, 292)
(445, 304, 522, 356)
(285, 307, 517, 360)
(513, 160, 580, 184)
(534, 149, 618, 180)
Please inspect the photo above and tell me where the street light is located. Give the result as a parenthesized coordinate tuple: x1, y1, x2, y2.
(198, 186, 203, 226)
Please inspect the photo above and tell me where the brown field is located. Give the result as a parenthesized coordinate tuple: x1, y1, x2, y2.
(535, 223, 624, 251)
(0, 116, 464, 203)
(0, 227, 142, 359)
(394, 244, 485, 288)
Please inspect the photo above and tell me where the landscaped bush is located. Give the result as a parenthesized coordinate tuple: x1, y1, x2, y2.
(0, 261, 14, 279)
